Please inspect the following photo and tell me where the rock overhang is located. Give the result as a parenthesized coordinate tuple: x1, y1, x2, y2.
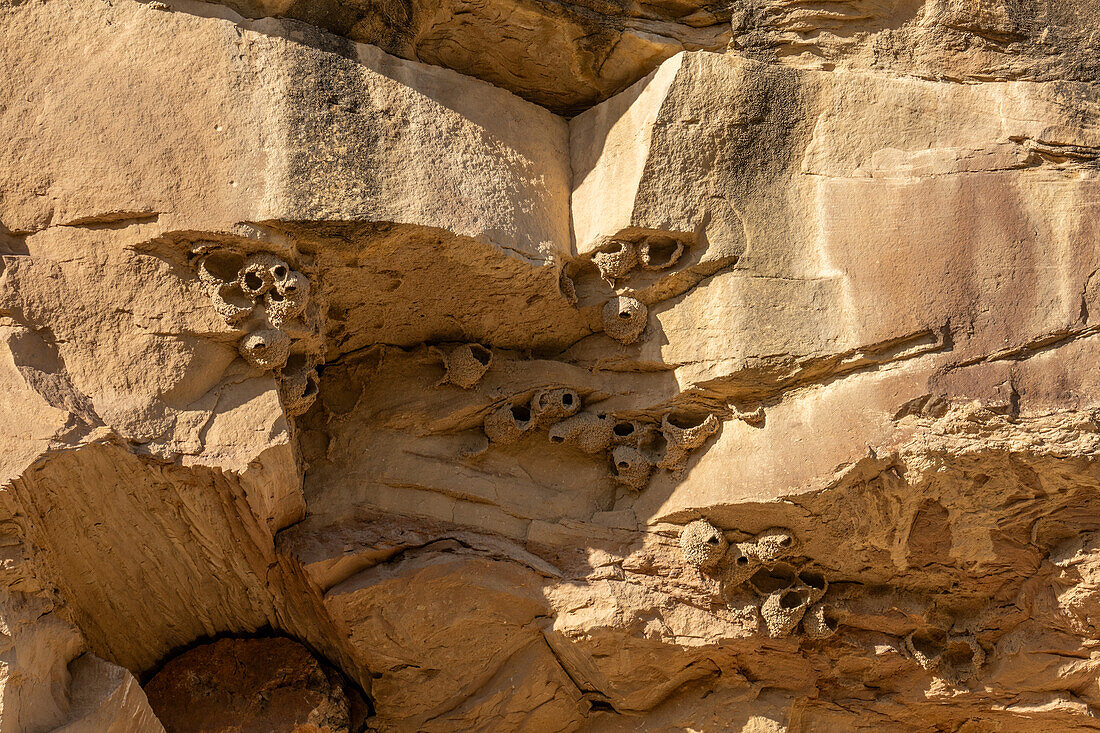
(6, 1, 1100, 729)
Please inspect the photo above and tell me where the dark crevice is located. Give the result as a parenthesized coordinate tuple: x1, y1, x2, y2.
(137, 626, 374, 725)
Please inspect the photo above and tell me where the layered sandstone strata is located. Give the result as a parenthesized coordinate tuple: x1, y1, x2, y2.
(2, 0, 1099, 730)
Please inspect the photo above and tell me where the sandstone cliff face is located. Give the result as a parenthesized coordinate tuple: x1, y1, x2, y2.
(1, 0, 1099, 730)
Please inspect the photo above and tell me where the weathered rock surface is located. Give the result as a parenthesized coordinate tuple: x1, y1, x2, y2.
(3, 0, 1100, 730)
(144, 637, 366, 732)
(173, 0, 735, 114)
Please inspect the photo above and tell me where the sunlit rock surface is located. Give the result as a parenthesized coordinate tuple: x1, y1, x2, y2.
(3, 0, 1100, 730)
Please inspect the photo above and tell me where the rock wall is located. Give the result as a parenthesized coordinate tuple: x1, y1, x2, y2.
(2, 0, 1100, 730)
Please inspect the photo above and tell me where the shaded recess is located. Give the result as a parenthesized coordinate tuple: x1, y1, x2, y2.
(175, 0, 734, 114)
(143, 635, 369, 732)
(161, 0, 1100, 119)
(262, 221, 590, 356)
(6, 0, 1100, 728)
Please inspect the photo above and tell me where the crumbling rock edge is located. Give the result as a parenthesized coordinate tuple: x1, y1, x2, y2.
(3, 0, 1100, 729)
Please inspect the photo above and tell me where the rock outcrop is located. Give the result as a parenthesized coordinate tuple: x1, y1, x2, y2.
(3, 0, 1100, 730)
(144, 637, 366, 732)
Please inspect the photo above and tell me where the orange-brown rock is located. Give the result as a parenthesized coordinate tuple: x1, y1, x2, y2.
(3, 0, 1100, 730)
(144, 637, 365, 733)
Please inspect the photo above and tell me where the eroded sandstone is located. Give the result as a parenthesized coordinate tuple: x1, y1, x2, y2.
(3, 0, 1100, 730)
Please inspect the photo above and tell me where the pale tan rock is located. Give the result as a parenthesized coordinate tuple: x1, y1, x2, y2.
(2, 0, 1100, 730)
(0, 596, 84, 732)
(1, 0, 572, 272)
(323, 545, 587, 731)
(55, 654, 165, 733)
(734, 0, 1100, 88)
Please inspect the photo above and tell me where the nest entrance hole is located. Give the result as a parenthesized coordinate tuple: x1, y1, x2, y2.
(944, 640, 976, 667)
(799, 569, 825, 591)
(642, 237, 681, 268)
(469, 344, 492, 366)
(911, 630, 946, 660)
(779, 590, 805, 609)
(750, 564, 796, 594)
(667, 412, 709, 430)
(243, 272, 264, 292)
(202, 252, 244, 281)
